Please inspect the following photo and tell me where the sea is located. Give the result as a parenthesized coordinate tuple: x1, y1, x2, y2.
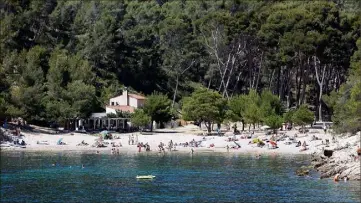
(0, 151, 360, 203)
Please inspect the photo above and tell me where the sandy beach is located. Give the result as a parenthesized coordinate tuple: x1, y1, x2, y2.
(3, 124, 357, 156)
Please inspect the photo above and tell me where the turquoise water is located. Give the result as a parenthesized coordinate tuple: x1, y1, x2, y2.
(0, 151, 360, 203)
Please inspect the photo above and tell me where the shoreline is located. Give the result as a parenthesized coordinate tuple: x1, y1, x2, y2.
(1, 131, 324, 155)
(0, 145, 313, 155)
(1, 126, 360, 181)
(0, 126, 341, 156)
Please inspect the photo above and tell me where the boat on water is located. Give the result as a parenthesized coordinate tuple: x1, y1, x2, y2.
(136, 175, 156, 179)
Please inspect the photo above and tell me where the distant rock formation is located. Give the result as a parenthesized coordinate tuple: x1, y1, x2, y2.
(311, 134, 361, 181)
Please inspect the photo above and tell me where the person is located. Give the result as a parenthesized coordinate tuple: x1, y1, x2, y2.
(296, 141, 301, 147)
(169, 140, 173, 151)
(138, 143, 142, 153)
(356, 146, 361, 161)
(333, 173, 340, 182)
(323, 124, 327, 134)
(15, 127, 20, 136)
(226, 145, 229, 152)
(191, 148, 194, 154)
(82, 164, 85, 169)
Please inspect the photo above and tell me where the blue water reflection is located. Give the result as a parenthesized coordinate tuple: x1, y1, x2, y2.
(1, 151, 360, 203)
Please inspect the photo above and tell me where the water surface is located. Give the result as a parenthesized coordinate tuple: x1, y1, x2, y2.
(1, 151, 360, 203)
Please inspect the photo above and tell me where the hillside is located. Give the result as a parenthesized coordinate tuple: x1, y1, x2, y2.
(0, 0, 360, 132)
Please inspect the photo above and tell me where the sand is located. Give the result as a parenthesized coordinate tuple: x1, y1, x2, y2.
(2, 124, 345, 156)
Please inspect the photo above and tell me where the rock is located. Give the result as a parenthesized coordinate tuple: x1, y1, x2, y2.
(296, 166, 312, 176)
(313, 161, 325, 168)
(339, 163, 361, 180)
(324, 150, 333, 158)
(313, 134, 361, 180)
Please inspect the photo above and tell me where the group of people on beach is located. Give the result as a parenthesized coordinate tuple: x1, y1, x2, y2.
(111, 148, 120, 154)
(128, 134, 138, 145)
(137, 142, 150, 152)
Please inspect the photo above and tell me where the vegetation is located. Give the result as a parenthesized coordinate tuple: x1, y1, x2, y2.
(182, 88, 226, 133)
(0, 0, 360, 133)
(143, 92, 172, 131)
(330, 39, 361, 133)
(131, 109, 151, 131)
(265, 115, 284, 134)
(292, 105, 315, 133)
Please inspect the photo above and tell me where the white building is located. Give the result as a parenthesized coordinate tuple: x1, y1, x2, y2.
(88, 88, 146, 130)
(106, 88, 146, 114)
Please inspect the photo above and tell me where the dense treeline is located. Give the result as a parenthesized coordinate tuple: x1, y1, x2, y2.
(0, 0, 360, 132)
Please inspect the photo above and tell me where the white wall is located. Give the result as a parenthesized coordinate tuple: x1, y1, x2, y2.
(129, 97, 138, 108)
(108, 90, 145, 109)
(109, 95, 127, 106)
(105, 107, 117, 114)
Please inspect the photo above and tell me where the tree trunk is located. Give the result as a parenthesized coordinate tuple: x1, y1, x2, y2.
(300, 59, 310, 105)
(150, 120, 153, 132)
(314, 57, 326, 122)
(205, 121, 212, 133)
(276, 67, 281, 96)
(172, 75, 179, 108)
(242, 119, 245, 131)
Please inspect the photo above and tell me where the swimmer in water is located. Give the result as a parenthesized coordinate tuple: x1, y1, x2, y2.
(82, 164, 84, 169)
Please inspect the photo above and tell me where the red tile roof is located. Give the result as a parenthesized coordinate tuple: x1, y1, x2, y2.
(106, 105, 135, 113)
(128, 93, 146, 100)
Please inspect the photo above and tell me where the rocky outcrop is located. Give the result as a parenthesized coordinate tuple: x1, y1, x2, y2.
(311, 134, 361, 181)
(296, 165, 312, 176)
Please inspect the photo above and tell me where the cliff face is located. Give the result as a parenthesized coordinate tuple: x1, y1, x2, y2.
(311, 134, 361, 180)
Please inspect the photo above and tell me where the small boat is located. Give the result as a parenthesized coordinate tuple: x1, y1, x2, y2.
(136, 175, 155, 179)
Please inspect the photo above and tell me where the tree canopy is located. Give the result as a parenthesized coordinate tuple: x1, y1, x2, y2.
(182, 88, 227, 132)
(131, 109, 151, 131)
(143, 92, 172, 131)
(0, 0, 360, 133)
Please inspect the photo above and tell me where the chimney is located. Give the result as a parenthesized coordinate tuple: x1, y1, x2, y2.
(124, 87, 129, 106)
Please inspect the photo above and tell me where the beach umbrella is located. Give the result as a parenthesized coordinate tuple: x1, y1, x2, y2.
(57, 138, 63, 145)
(100, 130, 109, 137)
